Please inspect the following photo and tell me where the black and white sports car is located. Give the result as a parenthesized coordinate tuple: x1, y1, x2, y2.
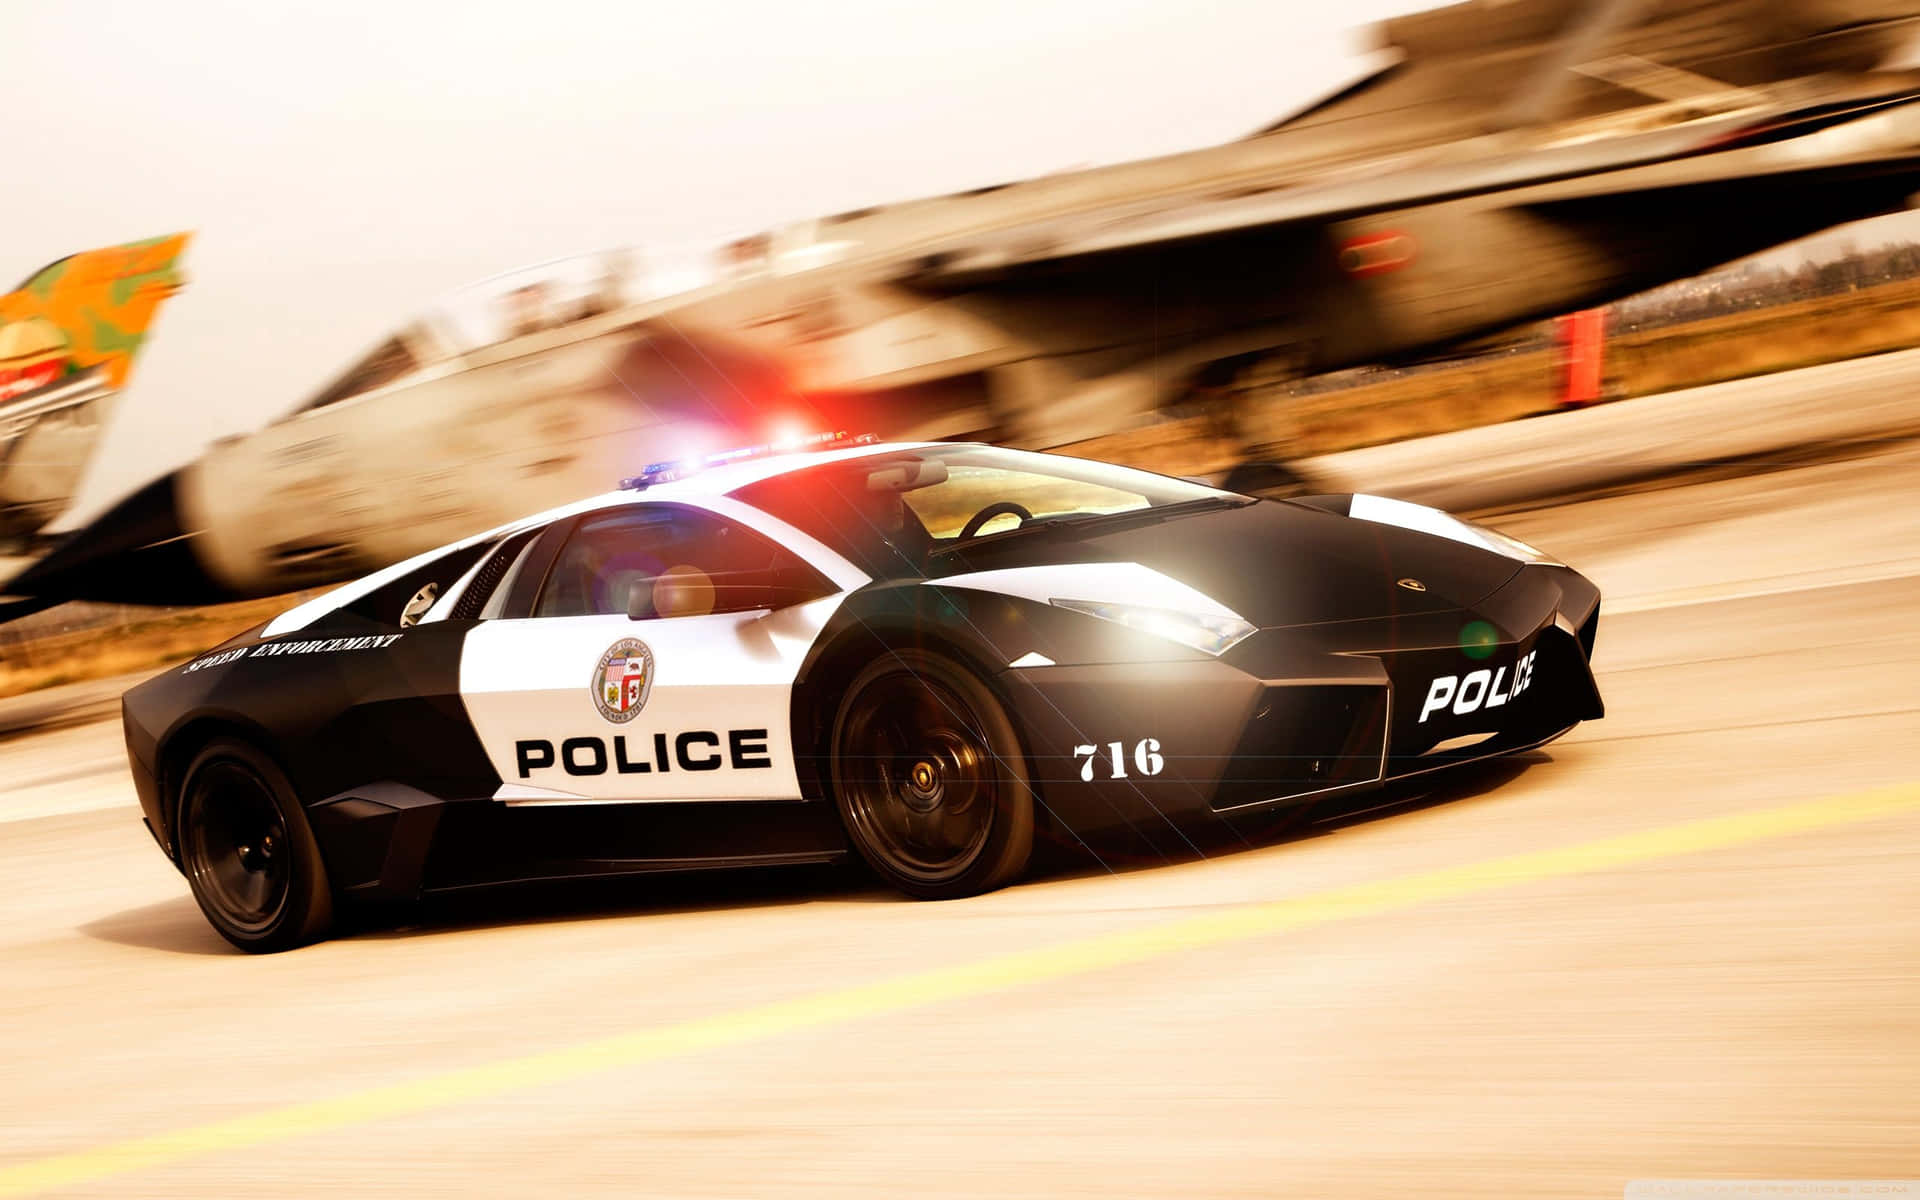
(122, 437, 1603, 950)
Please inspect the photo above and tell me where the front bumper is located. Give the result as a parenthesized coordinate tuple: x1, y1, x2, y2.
(996, 563, 1603, 843)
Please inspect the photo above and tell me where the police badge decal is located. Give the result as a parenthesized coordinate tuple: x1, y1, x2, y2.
(592, 638, 655, 724)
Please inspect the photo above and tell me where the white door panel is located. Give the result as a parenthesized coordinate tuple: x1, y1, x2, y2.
(460, 594, 846, 803)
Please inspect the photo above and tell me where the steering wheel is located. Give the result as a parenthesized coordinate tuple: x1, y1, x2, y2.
(957, 501, 1034, 541)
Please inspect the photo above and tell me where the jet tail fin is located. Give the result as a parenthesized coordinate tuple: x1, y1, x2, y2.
(1, 233, 191, 398)
(0, 233, 191, 544)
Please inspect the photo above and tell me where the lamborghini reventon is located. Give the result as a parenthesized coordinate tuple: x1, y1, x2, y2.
(121, 436, 1603, 950)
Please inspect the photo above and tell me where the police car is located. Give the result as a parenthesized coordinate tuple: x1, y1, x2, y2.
(122, 434, 1604, 950)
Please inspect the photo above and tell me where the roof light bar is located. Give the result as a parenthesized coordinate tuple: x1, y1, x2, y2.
(620, 431, 876, 489)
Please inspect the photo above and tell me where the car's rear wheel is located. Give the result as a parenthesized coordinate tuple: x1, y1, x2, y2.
(830, 650, 1034, 899)
(177, 738, 333, 953)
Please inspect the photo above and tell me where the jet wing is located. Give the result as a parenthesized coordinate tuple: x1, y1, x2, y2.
(910, 88, 1920, 284)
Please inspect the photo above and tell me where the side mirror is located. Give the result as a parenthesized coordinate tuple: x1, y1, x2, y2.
(626, 577, 653, 621)
(761, 561, 835, 608)
(625, 563, 835, 620)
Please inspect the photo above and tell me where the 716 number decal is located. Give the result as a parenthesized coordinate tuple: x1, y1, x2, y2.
(1074, 739, 1164, 781)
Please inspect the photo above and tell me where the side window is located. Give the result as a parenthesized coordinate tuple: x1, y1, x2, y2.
(531, 506, 832, 619)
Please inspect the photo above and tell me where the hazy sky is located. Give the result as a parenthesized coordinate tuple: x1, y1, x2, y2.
(4, 0, 1413, 524)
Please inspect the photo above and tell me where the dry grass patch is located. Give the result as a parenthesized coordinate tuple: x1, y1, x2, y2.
(0, 596, 295, 699)
(1068, 276, 1920, 474)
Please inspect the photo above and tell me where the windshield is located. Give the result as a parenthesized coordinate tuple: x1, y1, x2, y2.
(730, 445, 1239, 578)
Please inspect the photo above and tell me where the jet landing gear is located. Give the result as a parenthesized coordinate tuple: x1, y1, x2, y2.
(1190, 353, 1323, 500)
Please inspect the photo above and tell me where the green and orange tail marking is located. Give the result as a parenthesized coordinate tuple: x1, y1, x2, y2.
(0, 233, 191, 401)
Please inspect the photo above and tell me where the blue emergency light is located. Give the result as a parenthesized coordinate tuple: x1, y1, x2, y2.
(621, 431, 877, 489)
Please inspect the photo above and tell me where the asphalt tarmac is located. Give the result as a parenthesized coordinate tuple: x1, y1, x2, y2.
(2, 384, 1918, 1197)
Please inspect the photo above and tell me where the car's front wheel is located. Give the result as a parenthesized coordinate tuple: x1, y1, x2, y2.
(177, 738, 334, 952)
(829, 650, 1034, 899)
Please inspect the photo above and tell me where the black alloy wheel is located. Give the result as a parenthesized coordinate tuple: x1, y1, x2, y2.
(177, 738, 334, 952)
(830, 650, 1034, 899)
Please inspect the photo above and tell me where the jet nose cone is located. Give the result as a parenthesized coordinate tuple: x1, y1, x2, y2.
(2, 472, 238, 607)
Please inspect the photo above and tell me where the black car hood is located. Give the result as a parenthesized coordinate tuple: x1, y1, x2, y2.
(928, 498, 1525, 628)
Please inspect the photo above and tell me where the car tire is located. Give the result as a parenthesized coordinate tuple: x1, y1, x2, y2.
(829, 649, 1034, 899)
(176, 738, 334, 952)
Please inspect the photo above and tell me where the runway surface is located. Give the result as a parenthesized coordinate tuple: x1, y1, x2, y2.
(3, 382, 1919, 1196)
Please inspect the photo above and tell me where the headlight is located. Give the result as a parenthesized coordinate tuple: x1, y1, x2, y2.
(1050, 598, 1256, 656)
(1347, 494, 1560, 565)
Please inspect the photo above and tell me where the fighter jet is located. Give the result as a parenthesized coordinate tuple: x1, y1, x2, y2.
(11, 0, 1920, 609)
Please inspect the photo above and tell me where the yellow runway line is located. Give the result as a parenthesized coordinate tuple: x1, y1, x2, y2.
(5, 782, 1917, 1197)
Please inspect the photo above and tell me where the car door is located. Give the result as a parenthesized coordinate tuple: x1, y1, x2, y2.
(458, 499, 853, 804)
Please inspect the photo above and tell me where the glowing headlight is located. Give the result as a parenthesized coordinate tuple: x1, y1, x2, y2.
(1347, 494, 1560, 565)
(1050, 598, 1256, 656)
